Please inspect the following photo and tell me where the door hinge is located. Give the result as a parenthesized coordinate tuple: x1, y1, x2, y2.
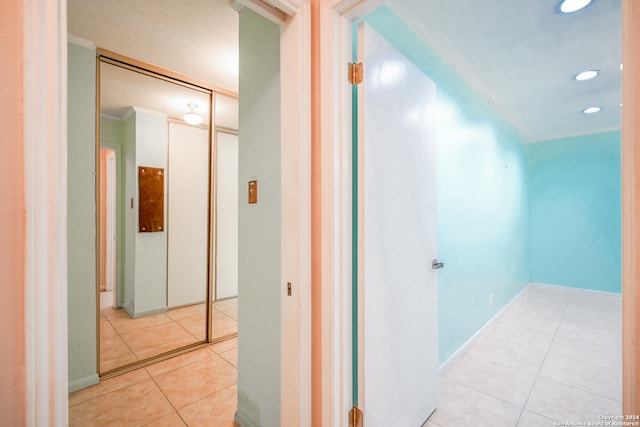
(349, 406, 363, 427)
(287, 282, 292, 296)
(348, 62, 363, 85)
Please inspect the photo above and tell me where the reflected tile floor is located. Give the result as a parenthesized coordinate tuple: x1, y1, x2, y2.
(70, 337, 239, 427)
(100, 298, 238, 372)
(427, 285, 622, 427)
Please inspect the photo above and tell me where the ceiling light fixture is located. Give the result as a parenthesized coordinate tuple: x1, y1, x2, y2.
(574, 70, 599, 81)
(558, 0, 593, 13)
(583, 106, 601, 114)
(183, 103, 203, 125)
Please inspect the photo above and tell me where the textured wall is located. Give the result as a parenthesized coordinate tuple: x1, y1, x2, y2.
(236, 9, 281, 427)
(67, 41, 99, 391)
(529, 132, 622, 293)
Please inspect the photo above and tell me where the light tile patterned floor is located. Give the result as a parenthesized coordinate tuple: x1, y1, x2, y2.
(69, 338, 239, 427)
(426, 285, 622, 427)
(100, 298, 238, 372)
(74, 286, 621, 426)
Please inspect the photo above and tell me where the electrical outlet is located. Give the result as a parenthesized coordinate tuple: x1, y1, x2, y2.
(489, 293, 494, 307)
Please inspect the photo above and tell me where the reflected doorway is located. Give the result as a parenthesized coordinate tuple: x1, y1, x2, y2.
(99, 147, 117, 310)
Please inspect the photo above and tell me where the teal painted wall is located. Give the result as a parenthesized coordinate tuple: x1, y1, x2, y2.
(236, 9, 281, 427)
(68, 41, 99, 391)
(363, 7, 531, 364)
(528, 132, 622, 293)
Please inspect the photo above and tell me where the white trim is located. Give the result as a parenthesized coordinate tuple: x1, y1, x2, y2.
(280, 6, 312, 426)
(230, 0, 301, 19)
(530, 282, 623, 297)
(318, 3, 355, 424)
(437, 285, 527, 376)
(270, 0, 303, 16)
(230, 0, 287, 24)
(334, 0, 386, 21)
(23, 0, 69, 425)
(67, 33, 95, 49)
(318, 1, 384, 423)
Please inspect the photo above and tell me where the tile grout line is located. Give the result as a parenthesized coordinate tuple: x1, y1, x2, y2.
(438, 291, 548, 423)
(514, 290, 572, 426)
(146, 371, 187, 426)
(534, 352, 623, 402)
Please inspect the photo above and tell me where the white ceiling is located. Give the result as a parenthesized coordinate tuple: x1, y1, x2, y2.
(68, 0, 239, 93)
(99, 61, 239, 129)
(69, 0, 239, 129)
(69, 0, 622, 143)
(389, 0, 622, 142)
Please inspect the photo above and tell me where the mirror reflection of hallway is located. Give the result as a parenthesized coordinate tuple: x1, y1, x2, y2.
(97, 54, 239, 376)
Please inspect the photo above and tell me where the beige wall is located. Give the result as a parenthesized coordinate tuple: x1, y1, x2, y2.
(0, 1, 26, 425)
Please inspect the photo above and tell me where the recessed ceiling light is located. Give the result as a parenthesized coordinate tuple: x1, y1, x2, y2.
(583, 106, 601, 114)
(574, 70, 599, 81)
(558, 0, 593, 13)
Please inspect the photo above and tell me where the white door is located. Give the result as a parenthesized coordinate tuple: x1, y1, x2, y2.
(359, 23, 439, 427)
(167, 122, 209, 308)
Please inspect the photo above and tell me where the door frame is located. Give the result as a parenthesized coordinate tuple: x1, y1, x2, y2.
(22, 0, 69, 423)
(306, 0, 640, 422)
(100, 141, 123, 307)
(104, 148, 116, 298)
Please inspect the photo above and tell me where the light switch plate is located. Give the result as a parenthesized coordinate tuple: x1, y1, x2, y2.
(248, 180, 257, 204)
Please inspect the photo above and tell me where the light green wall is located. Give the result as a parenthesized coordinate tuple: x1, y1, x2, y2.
(67, 41, 98, 392)
(101, 116, 124, 142)
(236, 9, 281, 427)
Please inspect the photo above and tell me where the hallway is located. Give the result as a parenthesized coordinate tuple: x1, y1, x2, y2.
(69, 337, 238, 426)
(427, 285, 622, 426)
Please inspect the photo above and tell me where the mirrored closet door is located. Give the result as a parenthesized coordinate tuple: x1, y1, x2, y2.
(97, 51, 238, 376)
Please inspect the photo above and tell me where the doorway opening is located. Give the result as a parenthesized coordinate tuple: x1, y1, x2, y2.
(99, 147, 117, 310)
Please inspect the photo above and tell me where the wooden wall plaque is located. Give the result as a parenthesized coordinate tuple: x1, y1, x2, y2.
(138, 166, 165, 232)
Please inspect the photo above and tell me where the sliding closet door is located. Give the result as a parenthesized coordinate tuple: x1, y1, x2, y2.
(167, 122, 209, 308)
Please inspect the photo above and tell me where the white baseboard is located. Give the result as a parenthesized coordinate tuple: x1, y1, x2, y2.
(68, 373, 99, 393)
(530, 282, 622, 297)
(438, 284, 529, 376)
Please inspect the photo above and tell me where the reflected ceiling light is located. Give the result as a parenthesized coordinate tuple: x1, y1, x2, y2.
(184, 103, 203, 125)
(574, 70, 599, 81)
(558, 0, 593, 13)
(583, 106, 601, 114)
